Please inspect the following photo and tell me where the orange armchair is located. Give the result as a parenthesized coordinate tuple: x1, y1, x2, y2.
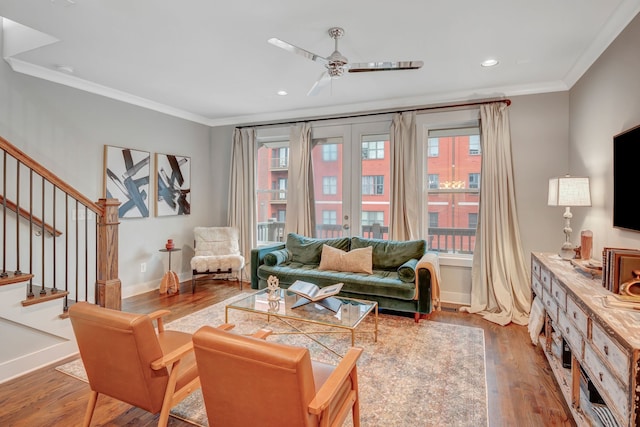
(68, 302, 227, 427)
(192, 325, 363, 427)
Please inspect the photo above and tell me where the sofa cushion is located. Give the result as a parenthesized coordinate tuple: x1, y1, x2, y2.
(397, 258, 418, 283)
(286, 233, 350, 265)
(257, 263, 416, 301)
(350, 237, 426, 270)
(318, 244, 373, 274)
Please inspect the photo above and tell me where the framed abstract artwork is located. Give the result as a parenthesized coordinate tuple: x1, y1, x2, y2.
(155, 153, 191, 216)
(103, 145, 150, 218)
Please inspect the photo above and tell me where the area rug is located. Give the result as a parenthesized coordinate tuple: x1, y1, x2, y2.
(57, 293, 488, 426)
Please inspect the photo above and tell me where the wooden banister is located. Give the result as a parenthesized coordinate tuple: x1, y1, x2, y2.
(0, 195, 62, 237)
(0, 136, 103, 215)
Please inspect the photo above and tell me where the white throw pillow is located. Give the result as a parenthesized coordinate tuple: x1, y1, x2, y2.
(318, 244, 373, 274)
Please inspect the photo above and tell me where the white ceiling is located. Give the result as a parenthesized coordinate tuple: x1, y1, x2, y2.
(1, 0, 639, 127)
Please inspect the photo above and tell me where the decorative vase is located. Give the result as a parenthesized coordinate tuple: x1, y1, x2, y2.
(165, 239, 174, 250)
(580, 230, 593, 261)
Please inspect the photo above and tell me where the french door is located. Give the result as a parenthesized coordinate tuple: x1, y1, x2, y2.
(311, 120, 391, 239)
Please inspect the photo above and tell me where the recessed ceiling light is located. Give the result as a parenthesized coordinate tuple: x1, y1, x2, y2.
(481, 59, 499, 68)
(277, 90, 288, 96)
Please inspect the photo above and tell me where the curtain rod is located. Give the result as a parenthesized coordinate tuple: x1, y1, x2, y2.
(237, 98, 511, 129)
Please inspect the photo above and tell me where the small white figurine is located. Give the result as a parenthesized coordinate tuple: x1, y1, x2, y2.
(267, 275, 280, 301)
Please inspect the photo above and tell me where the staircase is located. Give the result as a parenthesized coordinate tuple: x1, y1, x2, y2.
(0, 136, 120, 383)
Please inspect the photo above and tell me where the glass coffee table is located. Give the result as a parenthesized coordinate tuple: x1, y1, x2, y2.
(225, 289, 378, 355)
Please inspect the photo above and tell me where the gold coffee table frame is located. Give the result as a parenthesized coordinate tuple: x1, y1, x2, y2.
(225, 289, 378, 357)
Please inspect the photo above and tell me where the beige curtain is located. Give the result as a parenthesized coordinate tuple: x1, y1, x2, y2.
(228, 127, 257, 277)
(465, 103, 531, 326)
(284, 123, 315, 236)
(389, 111, 419, 240)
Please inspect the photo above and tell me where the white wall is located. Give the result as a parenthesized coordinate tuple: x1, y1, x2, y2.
(569, 12, 640, 255)
(0, 55, 233, 297)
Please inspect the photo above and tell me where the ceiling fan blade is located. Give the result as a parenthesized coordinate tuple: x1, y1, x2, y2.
(268, 38, 328, 65)
(307, 72, 332, 96)
(348, 60, 424, 73)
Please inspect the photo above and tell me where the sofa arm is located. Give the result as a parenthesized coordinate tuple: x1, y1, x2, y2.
(415, 252, 442, 313)
(250, 243, 286, 289)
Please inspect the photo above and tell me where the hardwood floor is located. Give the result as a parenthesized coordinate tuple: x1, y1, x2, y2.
(0, 280, 574, 427)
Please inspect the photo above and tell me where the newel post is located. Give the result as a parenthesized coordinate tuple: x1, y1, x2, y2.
(96, 198, 121, 310)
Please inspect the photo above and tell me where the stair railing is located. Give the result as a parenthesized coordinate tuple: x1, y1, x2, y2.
(0, 136, 120, 311)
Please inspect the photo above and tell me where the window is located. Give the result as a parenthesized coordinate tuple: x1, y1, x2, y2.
(425, 124, 480, 255)
(362, 175, 384, 195)
(362, 140, 385, 160)
(427, 138, 439, 157)
(428, 212, 439, 228)
(428, 174, 439, 189)
(275, 178, 287, 200)
(468, 173, 480, 189)
(468, 213, 478, 230)
(322, 144, 338, 161)
(362, 211, 384, 225)
(323, 176, 337, 195)
(272, 147, 289, 168)
(322, 210, 337, 224)
(469, 135, 481, 155)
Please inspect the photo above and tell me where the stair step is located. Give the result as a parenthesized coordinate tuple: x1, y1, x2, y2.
(0, 272, 34, 287)
(21, 286, 69, 307)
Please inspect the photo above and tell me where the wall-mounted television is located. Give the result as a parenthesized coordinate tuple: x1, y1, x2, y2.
(613, 124, 640, 232)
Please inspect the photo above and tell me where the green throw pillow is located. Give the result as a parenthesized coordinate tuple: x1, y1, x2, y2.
(263, 249, 291, 266)
(286, 233, 350, 265)
(351, 236, 426, 270)
(397, 258, 418, 282)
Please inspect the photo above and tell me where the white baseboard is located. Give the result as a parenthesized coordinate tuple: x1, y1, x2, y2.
(440, 290, 471, 306)
(0, 340, 78, 385)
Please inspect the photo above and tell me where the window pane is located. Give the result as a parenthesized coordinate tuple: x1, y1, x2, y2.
(312, 137, 344, 238)
(428, 138, 439, 157)
(362, 140, 385, 160)
(361, 133, 390, 239)
(469, 135, 481, 155)
(323, 176, 337, 195)
(362, 175, 384, 195)
(425, 130, 480, 254)
(322, 144, 338, 161)
(257, 141, 288, 244)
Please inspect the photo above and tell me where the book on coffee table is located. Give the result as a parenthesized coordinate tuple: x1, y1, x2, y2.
(288, 280, 343, 312)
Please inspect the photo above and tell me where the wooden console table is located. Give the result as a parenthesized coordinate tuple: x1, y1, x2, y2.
(532, 252, 640, 426)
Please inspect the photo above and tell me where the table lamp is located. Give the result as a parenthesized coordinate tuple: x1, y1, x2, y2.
(548, 175, 591, 259)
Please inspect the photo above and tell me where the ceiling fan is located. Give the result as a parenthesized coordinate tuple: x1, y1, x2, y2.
(268, 27, 423, 96)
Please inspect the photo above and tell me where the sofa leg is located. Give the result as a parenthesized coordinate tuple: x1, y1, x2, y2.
(414, 313, 431, 323)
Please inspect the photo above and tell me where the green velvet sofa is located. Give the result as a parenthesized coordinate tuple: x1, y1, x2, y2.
(251, 233, 437, 319)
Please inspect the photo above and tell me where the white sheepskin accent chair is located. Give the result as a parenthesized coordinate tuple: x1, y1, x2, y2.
(190, 227, 244, 292)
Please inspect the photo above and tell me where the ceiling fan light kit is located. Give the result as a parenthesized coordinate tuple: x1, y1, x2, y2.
(268, 27, 423, 95)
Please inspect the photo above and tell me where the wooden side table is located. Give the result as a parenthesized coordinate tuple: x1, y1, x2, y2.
(159, 248, 181, 294)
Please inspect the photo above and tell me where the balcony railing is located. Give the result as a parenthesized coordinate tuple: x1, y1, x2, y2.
(428, 227, 475, 254)
(256, 222, 475, 254)
(270, 157, 288, 169)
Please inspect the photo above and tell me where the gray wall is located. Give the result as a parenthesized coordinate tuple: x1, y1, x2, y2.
(0, 56, 232, 297)
(569, 12, 640, 255)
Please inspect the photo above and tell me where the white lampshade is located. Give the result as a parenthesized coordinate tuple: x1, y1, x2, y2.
(548, 176, 591, 207)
